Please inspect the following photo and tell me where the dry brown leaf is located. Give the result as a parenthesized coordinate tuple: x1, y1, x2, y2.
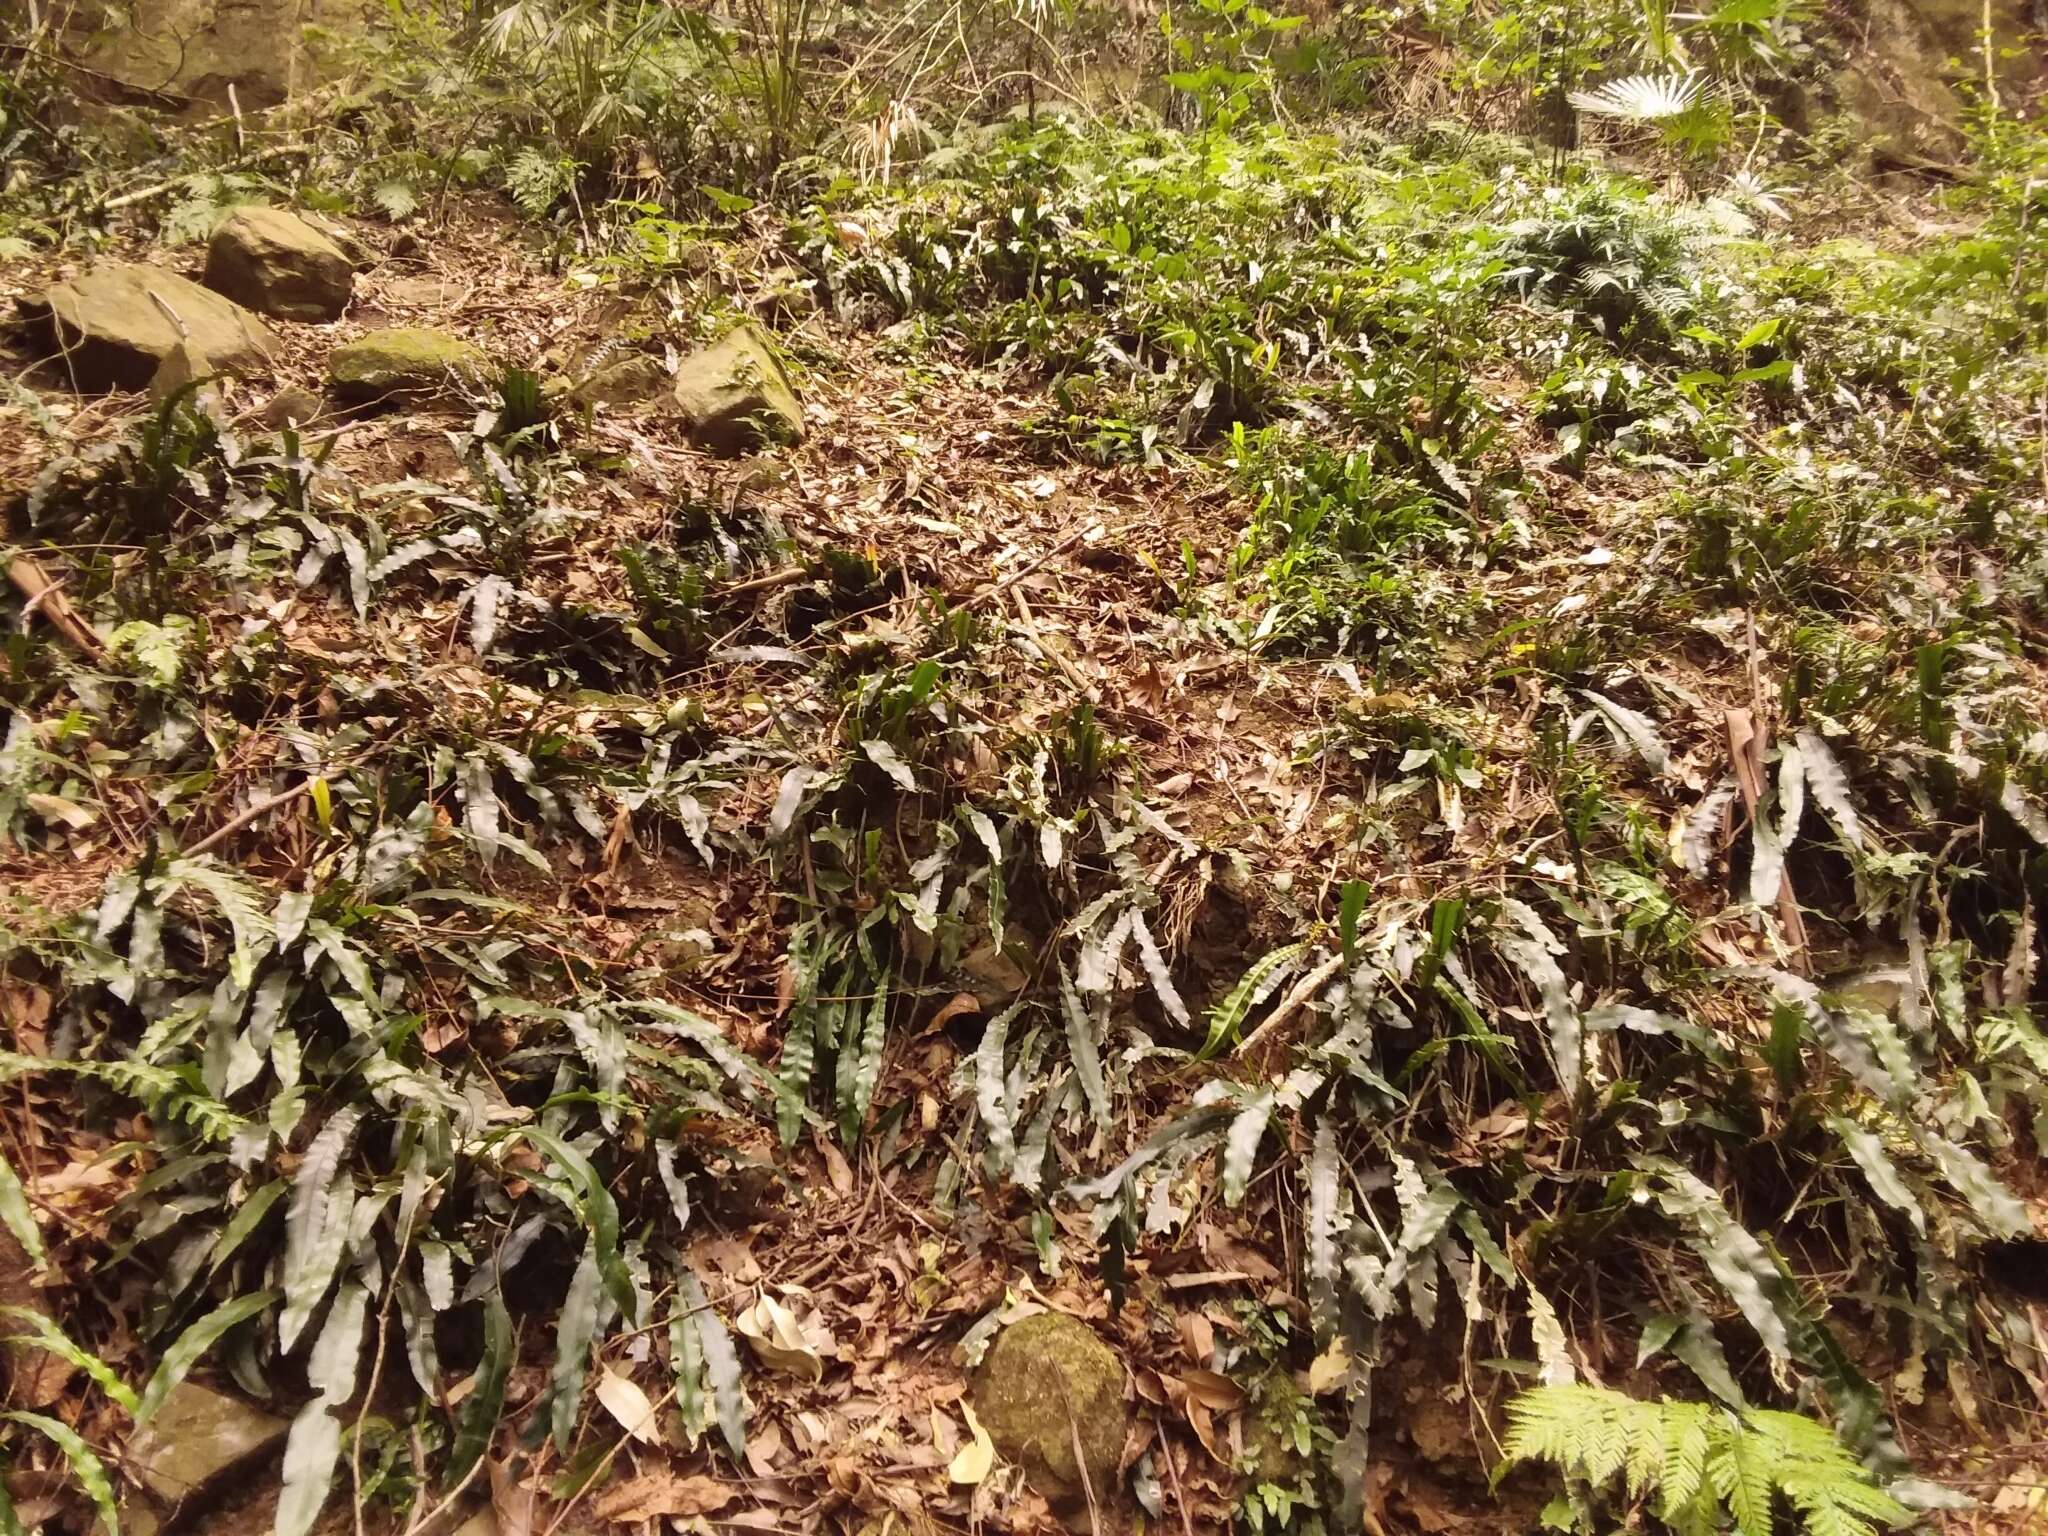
(488, 1456, 536, 1536)
(947, 1402, 995, 1485)
(921, 991, 982, 1036)
(591, 1469, 737, 1523)
(1180, 1369, 1245, 1410)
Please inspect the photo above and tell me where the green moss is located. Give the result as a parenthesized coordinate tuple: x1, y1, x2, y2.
(329, 327, 485, 403)
(972, 1312, 1126, 1505)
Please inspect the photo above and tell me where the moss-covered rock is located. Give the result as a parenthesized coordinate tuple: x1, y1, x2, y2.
(27, 263, 278, 392)
(973, 1312, 1127, 1511)
(204, 206, 355, 322)
(672, 323, 803, 455)
(329, 327, 484, 406)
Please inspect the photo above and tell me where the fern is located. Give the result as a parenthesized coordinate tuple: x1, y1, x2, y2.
(1502, 1386, 1909, 1536)
(372, 179, 420, 221)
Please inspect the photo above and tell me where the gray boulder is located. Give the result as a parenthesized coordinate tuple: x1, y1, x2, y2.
(204, 206, 354, 322)
(672, 323, 804, 455)
(26, 263, 278, 392)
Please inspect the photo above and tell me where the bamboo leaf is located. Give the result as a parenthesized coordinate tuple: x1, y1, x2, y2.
(1129, 908, 1190, 1028)
(1198, 942, 1308, 1060)
(549, 1240, 605, 1451)
(679, 1271, 746, 1461)
(1829, 1119, 1924, 1238)
(1305, 1119, 1340, 1337)
(1921, 1131, 2029, 1238)
(278, 1108, 361, 1352)
(975, 1002, 1022, 1174)
(0, 1152, 45, 1272)
(274, 1393, 342, 1536)
(1795, 731, 1864, 848)
(841, 970, 889, 1140)
(1580, 690, 1670, 774)
(670, 1286, 707, 1442)
(655, 1144, 692, 1235)
(1058, 963, 1110, 1130)
(1222, 1092, 1275, 1207)
(861, 739, 917, 791)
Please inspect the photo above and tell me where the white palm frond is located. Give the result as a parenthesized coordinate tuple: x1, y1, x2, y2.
(1568, 71, 1708, 121)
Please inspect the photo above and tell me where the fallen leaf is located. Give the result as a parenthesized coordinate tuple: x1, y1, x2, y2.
(921, 992, 982, 1036)
(1308, 1339, 1350, 1395)
(817, 1136, 854, 1195)
(948, 1402, 995, 1485)
(736, 1291, 833, 1381)
(1180, 1369, 1245, 1410)
(25, 793, 94, 830)
(594, 1366, 663, 1446)
(592, 1469, 736, 1523)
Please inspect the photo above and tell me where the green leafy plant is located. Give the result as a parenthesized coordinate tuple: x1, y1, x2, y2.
(1499, 1385, 1911, 1536)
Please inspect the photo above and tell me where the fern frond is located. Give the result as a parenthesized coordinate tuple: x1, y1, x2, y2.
(1713, 1429, 1779, 1536)
(1507, 1386, 1903, 1536)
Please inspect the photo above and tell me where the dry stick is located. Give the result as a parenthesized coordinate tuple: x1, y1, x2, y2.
(1159, 1435, 1197, 1536)
(184, 779, 315, 857)
(7, 555, 103, 656)
(961, 520, 1102, 612)
(1235, 952, 1345, 1062)
(1054, 1375, 1103, 1536)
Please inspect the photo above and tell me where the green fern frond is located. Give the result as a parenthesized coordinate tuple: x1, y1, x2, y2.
(1503, 1385, 1906, 1536)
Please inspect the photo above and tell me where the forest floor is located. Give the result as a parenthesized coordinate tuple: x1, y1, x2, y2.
(6, 93, 2048, 1536)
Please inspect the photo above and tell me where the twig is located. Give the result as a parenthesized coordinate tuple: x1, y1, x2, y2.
(0, 41, 193, 103)
(1054, 1375, 1102, 1536)
(1160, 1435, 1197, 1536)
(1236, 952, 1345, 1062)
(184, 780, 314, 856)
(7, 555, 103, 656)
(961, 520, 1101, 611)
(399, 1428, 491, 1536)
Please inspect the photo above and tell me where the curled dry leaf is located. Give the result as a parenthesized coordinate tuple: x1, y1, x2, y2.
(947, 1402, 996, 1485)
(735, 1290, 835, 1381)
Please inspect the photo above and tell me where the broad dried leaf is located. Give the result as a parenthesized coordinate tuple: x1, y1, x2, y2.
(596, 1366, 663, 1445)
(948, 1403, 996, 1485)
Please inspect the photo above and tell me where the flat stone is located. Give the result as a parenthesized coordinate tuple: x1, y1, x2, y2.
(672, 322, 803, 455)
(259, 385, 326, 429)
(328, 327, 485, 406)
(204, 206, 354, 322)
(62, 0, 375, 110)
(149, 338, 240, 402)
(570, 353, 669, 409)
(26, 263, 278, 392)
(124, 1382, 287, 1504)
(973, 1312, 1127, 1512)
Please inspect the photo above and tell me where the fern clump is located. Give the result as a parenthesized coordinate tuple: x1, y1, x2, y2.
(1499, 1385, 1910, 1536)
